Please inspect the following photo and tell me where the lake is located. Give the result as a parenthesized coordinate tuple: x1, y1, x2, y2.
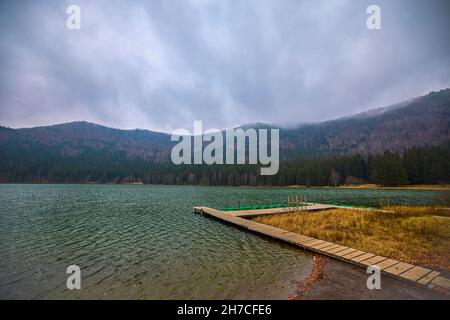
(0, 184, 447, 299)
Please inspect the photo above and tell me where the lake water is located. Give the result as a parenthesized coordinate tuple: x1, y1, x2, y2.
(0, 184, 447, 299)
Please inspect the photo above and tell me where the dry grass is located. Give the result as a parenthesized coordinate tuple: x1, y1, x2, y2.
(381, 205, 450, 217)
(337, 184, 450, 190)
(253, 206, 450, 272)
(285, 184, 450, 190)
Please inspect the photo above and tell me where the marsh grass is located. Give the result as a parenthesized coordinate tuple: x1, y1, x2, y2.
(253, 206, 450, 272)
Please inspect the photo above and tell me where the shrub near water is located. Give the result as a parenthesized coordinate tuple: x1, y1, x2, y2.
(253, 206, 450, 272)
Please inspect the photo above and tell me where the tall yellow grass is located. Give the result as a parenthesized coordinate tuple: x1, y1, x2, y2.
(253, 206, 450, 271)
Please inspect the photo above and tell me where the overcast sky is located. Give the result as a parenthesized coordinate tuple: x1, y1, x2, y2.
(0, 0, 449, 131)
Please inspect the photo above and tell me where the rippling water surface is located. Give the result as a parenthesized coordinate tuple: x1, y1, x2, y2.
(0, 184, 446, 299)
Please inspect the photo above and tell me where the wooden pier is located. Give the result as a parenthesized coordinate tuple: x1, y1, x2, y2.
(224, 203, 338, 218)
(193, 205, 450, 291)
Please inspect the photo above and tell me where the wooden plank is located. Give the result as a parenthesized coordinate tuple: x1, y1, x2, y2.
(249, 228, 289, 238)
(221, 217, 255, 229)
(320, 243, 340, 250)
(325, 245, 349, 254)
(305, 239, 325, 247)
(384, 262, 415, 276)
(417, 271, 440, 285)
(360, 255, 387, 266)
(311, 242, 336, 250)
(351, 253, 375, 263)
(376, 259, 400, 270)
(319, 244, 341, 252)
(399, 266, 433, 282)
(343, 250, 366, 260)
(248, 224, 289, 236)
(334, 248, 357, 257)
(282, 233, 316, 245)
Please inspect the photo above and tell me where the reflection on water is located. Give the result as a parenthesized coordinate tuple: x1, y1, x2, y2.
(0, 184, 446, 299)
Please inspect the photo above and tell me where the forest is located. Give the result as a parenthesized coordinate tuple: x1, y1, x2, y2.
(1, 144, 448, 187)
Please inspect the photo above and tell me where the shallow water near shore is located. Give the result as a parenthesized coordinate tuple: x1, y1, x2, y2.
(0, 184, 447, 299)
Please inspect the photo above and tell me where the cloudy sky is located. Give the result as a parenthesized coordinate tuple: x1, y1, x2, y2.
(0, 0, 449, 131)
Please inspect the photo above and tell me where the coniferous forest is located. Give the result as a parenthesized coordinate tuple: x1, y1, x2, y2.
(1, 143, 448, 187)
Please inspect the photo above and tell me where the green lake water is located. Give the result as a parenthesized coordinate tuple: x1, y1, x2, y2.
(0, 184, 448, 299)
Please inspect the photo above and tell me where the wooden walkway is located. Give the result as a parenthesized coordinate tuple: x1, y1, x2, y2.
(194, 206, 450, 291)
(225, 203, 337, 218)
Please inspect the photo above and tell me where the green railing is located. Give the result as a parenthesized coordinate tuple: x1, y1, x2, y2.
(223, 202, 375, 211)
(223, 203, 288, 211)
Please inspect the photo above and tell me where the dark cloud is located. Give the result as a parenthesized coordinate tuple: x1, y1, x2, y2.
(0, 0, 449, 131)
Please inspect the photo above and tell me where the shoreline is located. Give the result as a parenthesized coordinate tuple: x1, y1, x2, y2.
(196, 205, 450, 295)
(284, 184, 450, 191)
(294, 255, 450, 299)
(0, 182, 449, 191)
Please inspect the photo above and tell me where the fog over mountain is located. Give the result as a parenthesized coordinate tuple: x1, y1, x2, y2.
(0, 0, 449, 131)
(1, 89, 449, 157)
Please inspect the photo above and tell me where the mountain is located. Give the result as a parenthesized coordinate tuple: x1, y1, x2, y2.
(280, 89, 450, 157)
(0, 89, 449, 184)
(0, 121, 172, 162)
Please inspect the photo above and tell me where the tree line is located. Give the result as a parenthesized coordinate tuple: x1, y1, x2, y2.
(0, 145, 448, 186)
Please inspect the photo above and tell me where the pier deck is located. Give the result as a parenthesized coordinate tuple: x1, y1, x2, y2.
(225, 203, 337, 217)
(193, 206, 450, 291)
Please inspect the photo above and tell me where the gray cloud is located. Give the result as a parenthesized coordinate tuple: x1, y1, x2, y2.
(0, 0, 449, 131)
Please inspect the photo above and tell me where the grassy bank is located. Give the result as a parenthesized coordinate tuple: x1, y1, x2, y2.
(253, 206, 450, 272)
(338, 184, 450, 190)
(285, 184, 450, 190)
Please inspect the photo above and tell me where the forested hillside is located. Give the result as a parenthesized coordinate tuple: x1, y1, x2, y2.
(1, 89, 449, 186)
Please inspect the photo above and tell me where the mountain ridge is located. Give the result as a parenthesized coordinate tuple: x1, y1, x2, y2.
(2, 88, 448, 132)
(0, 88, 449, 161)
(1, 89, 449, 185)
